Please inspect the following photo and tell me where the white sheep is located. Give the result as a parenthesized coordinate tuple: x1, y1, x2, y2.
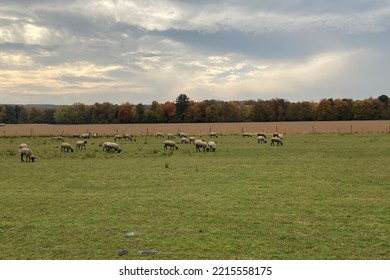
(103, 142, 122, 153)
(257, 136, 267, 144)
(80, 133, 91, 139)
(156, 132, 164, 138)
(257, 132, 267, 138)
(188, 136, 196, 144)
(273, 133, 283, 139)
(19, 147, 35, 162)
(179, 132, 188, 138)
(167, 133, 175, 139)
(164, 140, 178, 150)
(19, 143, 28, 149)
(242, 133, 253, 137)
(194, 139, 209, 152)
(76, 140, 87, 149)
(207, 141, 216, 151)
(114, 134, 123, 141)
(209, 132, 218, 138)
(270, 136, 283, 146)
(124, 133, 134, 141)
(61, 142, 74, 152)
(53, 136, 64, 142)
(180, 137, 190, 144)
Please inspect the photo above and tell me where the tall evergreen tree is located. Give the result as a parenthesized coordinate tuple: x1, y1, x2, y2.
(175, 94, 190, 121)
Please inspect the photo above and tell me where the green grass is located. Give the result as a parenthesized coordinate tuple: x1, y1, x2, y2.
(0, 134, 389, 260)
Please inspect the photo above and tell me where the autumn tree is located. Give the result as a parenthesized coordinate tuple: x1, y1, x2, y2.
(118, 102, 134, 123)
(163, 101, 176, 122)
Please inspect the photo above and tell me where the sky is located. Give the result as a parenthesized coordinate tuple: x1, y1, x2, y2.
(1, 0, 390, 105)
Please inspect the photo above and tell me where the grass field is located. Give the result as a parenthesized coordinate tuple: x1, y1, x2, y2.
(0, 133, 389, 260)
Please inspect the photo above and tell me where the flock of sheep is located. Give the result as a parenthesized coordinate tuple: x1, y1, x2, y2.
(245, 132, 284, 146)
(159, 131, 218, 152)
(18, 131, 283, 162)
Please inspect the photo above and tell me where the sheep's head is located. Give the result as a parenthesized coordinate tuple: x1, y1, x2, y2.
(31, 156, 35, 162)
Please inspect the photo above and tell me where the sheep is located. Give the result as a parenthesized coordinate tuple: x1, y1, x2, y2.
(194, 139, 209, 152)
(164, 140, 178, 150)
(124, 133, 134, 141)
(188, 136, 196, 144)
(273, 133, 283, 139)
(208, 141, 216, 151)
(270, 136, 283, 146)
(179, 132, 188, 138)
(257, 132, 267, 138)
(53, 136, 64, 142)
(167, 133, 175, 139)
(114, 134, 123, 141)
(80, 133, 90, 139)
(61, 142, 74, 152)
(257, 135, 267, 144)
(242, 133, 253, 137)
(209, 132, 218, 138)
(19, 147, 35, 162)
(76, 140, 87, 150)
(103, 142, 122, 153)
(156, 132, 164, 138)
(19, 143, 28, 149)
(180, 137, 190, 144)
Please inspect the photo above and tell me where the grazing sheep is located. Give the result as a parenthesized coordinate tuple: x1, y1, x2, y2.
(53, 136, 64, 142)
(195, 139, 209, 152)
(114, 134, 123, 141)
(124, 133, 134, 141)
(188, 136, 196, 144)
(72, 134, 80, 138)
(180, 137, 189, 144)
(209, 132, 218, 138)
(167, 133, 175, 139)
(19, 143, 28, 149)
(257, 136, 267, 144)
(273, 133, 283, 139)
(257, 132, 267, 138)
(271, 136, 283, 146)
(92, 133, 100, 138)
(156, 132, 164, 138)
(61, 142, 74, 152)
(76, 140, 87, 150)
(208, 141, 216, 151)
(179, 132, 188, 138)
(80, 133, 90, 139)
(103, 142, 122, 153)
(19, 147, 35, 162)
(242, 133, 253, 137)
(164, 140, 178, 150)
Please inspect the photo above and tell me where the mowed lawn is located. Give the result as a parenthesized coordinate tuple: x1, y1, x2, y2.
(0, 133, 389, 260)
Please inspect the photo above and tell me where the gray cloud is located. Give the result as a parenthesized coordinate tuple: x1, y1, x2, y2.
(1, 0, 390, 105)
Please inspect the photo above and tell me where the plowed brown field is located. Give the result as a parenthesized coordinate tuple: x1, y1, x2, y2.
(1, 120, 390, 137)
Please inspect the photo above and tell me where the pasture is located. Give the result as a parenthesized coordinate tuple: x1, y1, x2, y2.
(0, 132, 389, 260)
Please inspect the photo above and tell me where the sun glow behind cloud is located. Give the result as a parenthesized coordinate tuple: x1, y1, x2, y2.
(1, 0, 390, 104)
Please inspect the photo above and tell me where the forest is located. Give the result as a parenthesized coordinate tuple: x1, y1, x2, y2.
(1, 94, 389, 124)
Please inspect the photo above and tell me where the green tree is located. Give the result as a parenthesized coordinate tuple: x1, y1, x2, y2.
(175, 94, 190, 121)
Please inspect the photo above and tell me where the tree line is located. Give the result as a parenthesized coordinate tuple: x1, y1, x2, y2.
(1, 94, 389, 124)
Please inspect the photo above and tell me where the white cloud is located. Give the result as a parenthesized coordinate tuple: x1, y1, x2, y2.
(1, 0, 390, 104)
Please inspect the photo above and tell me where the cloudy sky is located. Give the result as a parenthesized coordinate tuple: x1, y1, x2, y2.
(1, 0, 390, 105)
